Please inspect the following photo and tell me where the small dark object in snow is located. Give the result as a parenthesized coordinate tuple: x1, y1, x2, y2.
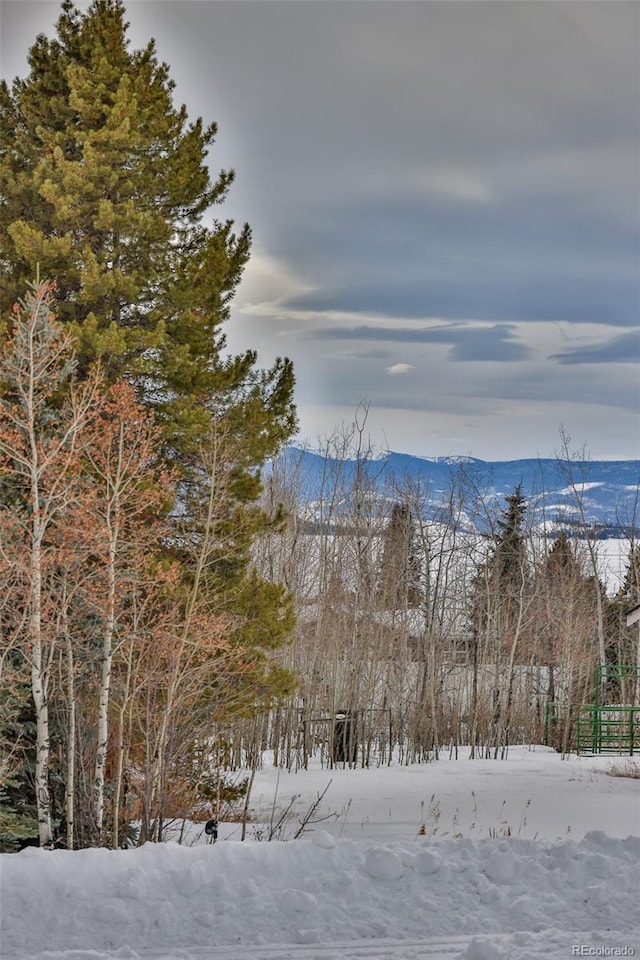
(205, 819, 218, 841)
(334, 709, 357, 763)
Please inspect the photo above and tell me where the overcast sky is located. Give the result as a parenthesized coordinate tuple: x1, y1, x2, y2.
(2, 0, 639, 460)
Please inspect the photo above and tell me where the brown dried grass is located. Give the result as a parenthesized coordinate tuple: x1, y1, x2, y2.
(607, 758, 640, 779)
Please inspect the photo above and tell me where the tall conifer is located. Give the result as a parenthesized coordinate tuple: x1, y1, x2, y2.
(0, 0, 295, 456)
(377, 503, 422, 609)
(0, 0, 296, 603)
(470, 485, 531, 657)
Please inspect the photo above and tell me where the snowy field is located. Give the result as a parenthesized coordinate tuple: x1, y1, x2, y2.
(1, 746, 639, 960)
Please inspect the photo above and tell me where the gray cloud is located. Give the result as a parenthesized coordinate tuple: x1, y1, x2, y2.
(279, 190, 638, 327)
(308, 321, 530, 362)
(287, 274, 637, 328)
(2, 0, 638, 458)
(465, 361, 639, 414)
(551, 330, 640, 365)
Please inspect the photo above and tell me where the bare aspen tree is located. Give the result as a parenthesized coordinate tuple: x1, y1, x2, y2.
(392, 473, 475, 757)
(0, 282, 97, 847)
(55, 587, 77, 850)
(139, 420, 278, 840)
(81, 382, 171, 842)
(146, 426, 229, 837)
(557, 430, 608, 697)
(533, 532, 599, 753)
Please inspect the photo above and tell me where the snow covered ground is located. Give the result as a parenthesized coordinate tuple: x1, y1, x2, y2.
(1, 746, 639, 960)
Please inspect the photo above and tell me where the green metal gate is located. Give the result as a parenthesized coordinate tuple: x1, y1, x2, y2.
(575, 704, 640, 755)
(544, 665, 640, 755)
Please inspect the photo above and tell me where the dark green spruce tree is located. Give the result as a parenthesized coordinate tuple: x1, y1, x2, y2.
(377, 502, 422, 610)
(470, 485, 531, 659)
(0, 0, 294, 433)
(0, 0, 296, 596)
(0, 0, 297, 844)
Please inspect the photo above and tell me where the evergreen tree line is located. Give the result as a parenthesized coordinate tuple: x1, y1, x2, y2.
(0, 1, 296, 849)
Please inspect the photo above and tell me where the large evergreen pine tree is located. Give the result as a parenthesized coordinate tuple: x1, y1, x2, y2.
(0, 0, 296, 610)
(0, 0, 295, 458)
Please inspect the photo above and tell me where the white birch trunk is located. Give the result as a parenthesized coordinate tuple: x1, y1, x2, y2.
(94, 532, 117, 839)
(112, 637, 135, 849)
(65, 622, 75, 850)
(30, 502, 54, 849)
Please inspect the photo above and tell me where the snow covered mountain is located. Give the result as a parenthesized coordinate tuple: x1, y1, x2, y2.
(272, 447, 640, 536)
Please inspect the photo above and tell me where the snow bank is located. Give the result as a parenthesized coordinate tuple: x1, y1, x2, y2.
(2, 749, 639, 959)
(243, 746, 640, 843)
(2, 830, 639, 960)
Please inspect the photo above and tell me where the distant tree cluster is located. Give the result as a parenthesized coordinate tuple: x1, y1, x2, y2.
(247, 424, 639, 767)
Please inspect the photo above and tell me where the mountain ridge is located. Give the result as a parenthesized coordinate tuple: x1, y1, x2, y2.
(272, 446, 640, 536)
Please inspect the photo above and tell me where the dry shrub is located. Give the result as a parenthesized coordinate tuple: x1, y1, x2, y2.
(607, 759, 640, 779)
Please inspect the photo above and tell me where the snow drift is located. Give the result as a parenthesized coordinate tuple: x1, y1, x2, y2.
(2, 831, 639, 960)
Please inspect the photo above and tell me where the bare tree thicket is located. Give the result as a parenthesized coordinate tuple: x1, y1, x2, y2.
(0, 285, 290, 850)
(532, 532, 600, 754)
(245, 419, 637, 768)
(556, 431, 610, 698)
